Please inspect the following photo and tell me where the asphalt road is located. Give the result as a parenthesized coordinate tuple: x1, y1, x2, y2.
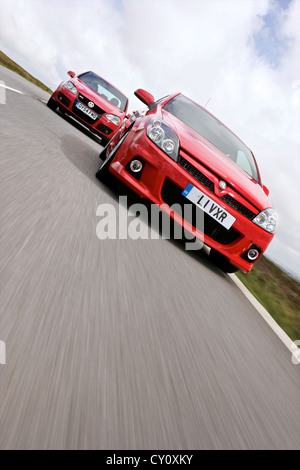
(0, 66, 299, 450)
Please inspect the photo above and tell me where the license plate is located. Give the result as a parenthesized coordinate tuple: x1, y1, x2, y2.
(76, 102, 98, 120)
(182, 184, 236, 230)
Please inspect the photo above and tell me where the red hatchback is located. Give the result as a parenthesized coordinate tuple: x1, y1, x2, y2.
(47, 71, 129, 144)
(96, 89, 278, 273)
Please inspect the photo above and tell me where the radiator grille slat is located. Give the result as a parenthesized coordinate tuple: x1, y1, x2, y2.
(178, 155, 256, 220)
(178, 156, 214, 192)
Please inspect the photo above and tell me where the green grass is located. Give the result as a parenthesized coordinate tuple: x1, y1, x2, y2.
(236, 256, 300, 341)
(0, 50, 52, 94)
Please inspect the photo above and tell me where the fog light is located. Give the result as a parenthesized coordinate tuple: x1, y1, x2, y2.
(248, 248, 259, 261)
(130, 159, 143, 173)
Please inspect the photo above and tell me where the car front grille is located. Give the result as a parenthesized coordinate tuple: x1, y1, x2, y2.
(77, 93, 106, 116)
(71, 101, 99, 125)
(220, 194, 256, 220)
(161, 179, 240, 245)
(178, 154, 257, 220)
(178, 155, 215, 193)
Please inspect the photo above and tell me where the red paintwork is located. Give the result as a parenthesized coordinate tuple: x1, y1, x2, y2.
(134, 89, 155, 107)
(106, 92, 275, 272)
(51, 71, 129, 142)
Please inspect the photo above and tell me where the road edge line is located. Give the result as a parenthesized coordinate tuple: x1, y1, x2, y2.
(228, 273, 296, 356)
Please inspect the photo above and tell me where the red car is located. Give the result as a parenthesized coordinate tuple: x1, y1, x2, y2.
(96, 89, 278, 273)
(47, 71, 129, 144)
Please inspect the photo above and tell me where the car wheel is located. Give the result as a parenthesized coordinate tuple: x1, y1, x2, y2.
(101, 137, 110, 147)
(99, 143, 109, 160)
(210, 248, 239, 273)
(47, 96, 58, 111)
(95, 132, 128, 185)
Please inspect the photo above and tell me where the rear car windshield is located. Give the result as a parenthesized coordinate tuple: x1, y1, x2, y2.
(163, 94, 259, 182)
(78, 72, 128, 112)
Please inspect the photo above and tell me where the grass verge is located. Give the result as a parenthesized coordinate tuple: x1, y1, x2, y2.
(236, 256, 300, 342)
(0, 50, 52, 94)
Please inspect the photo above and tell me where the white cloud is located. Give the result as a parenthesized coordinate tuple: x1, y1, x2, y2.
(0, 0, 299, 275)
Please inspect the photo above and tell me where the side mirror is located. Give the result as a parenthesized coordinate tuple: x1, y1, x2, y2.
(134, 89, 156, 110)
(262, 185, 269, 196)
(68, 71, 75, 78)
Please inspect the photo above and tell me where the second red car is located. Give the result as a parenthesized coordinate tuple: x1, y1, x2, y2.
(47, 70, 129, 144)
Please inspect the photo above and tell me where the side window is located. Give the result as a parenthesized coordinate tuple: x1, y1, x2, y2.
(236, 150, 252, 176)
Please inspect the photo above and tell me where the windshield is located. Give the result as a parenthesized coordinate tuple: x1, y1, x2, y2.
(163, 94, 259, 182)
(78, 72, 128, 112)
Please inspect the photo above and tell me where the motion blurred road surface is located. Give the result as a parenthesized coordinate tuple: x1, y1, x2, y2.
(0, 66, 299, 449)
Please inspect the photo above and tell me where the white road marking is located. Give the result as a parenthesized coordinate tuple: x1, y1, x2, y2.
(229, 273, 299, 361)
(0, 83, 24, 94)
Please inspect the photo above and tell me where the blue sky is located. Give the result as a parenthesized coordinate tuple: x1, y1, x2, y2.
(254, 0, 293, 67)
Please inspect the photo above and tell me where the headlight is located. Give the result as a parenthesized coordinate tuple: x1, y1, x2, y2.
(63, 81, 77, 95)
(106, 114, 121, 126)
(147, 118, 179, 162)
(253, 208, 279, 234)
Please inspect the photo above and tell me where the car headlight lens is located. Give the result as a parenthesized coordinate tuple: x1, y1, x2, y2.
(106, 114, 121, 126)
(253, 208, 279, 234)
(63, 81, 77, 95)
(147, 118, 179, 162)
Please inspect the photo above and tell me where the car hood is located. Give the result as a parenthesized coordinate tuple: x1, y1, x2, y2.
(162, 110, 272, 210)
(73, 78, 125, 117)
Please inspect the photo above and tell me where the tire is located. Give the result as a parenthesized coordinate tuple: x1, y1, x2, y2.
(47, 96, 57, 111)
(95, 155, 115, 185)
(101, 137, 110, 147)
(95, 132, 128, 185)
(99, 143, 109, 160)
(210, 248, 239, 273)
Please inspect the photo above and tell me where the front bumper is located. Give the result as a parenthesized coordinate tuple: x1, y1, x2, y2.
(108, 127, 274, 272)
(52, 87, 120, 140)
